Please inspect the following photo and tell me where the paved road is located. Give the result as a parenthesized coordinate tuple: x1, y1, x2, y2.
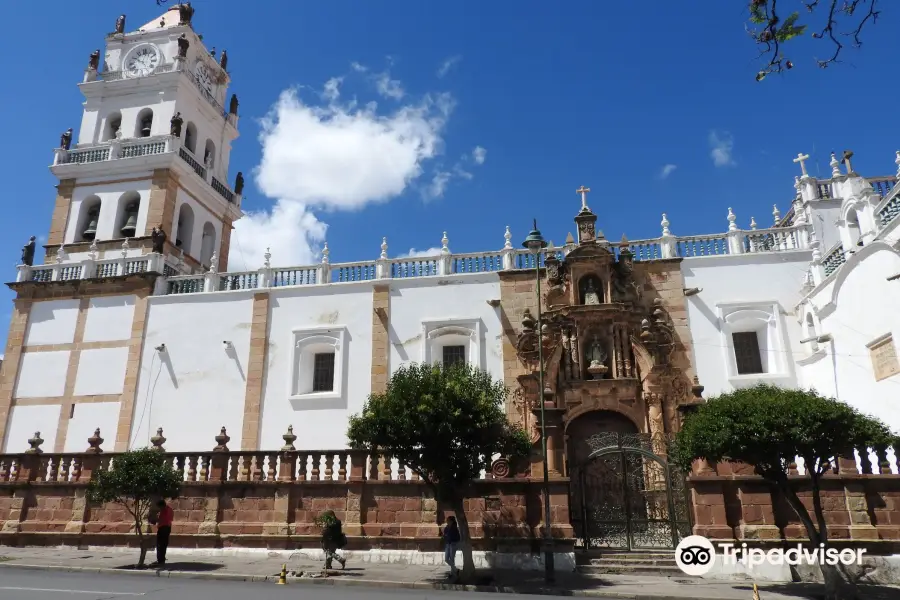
(0, 567, 558, 600)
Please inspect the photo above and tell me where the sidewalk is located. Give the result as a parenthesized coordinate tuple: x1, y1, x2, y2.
(0, 546, 897, 599)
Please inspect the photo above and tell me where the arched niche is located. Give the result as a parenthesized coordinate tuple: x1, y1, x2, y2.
(75, 195, 102, 242)
(845, 207, 862, 247)
(578, 274, 604, 305)
(175, 203, 195, 255)
(184, 122, 198, 154)
(114, 191, 141, 239)
(581, 329, 612, 379)
(203, 139, 216, 168)
(102, 111, 122, 142)
(135, 108, 154, 138)
(199, 221, 217, 267)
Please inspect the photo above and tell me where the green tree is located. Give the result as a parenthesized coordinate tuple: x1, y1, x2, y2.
(748, 0, 882, 81)
(672, 384, 894, 600)
(347, 362, 532, 583)
(86, 448, 182, 567)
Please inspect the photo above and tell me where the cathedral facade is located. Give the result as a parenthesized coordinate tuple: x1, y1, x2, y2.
(3, 8, 900, 554)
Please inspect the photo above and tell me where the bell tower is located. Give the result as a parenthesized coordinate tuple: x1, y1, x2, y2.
(45, 4, 243, 274)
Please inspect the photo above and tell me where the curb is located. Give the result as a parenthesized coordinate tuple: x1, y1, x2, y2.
(0, 562, 736, 600)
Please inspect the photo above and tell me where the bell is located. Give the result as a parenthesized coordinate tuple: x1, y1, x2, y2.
(140, 119, 152, 137)
(120, 205, 138, 238)
(82, 210, 99, 241)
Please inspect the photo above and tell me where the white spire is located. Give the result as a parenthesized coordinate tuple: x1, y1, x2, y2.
(380, 237, 388, 260)
(441, 232, 449, 254)
(727, 208, 737, 231)
(503, 226, 512, 250)
(321, 243, 329, 264)
(660, 214, 671, 236)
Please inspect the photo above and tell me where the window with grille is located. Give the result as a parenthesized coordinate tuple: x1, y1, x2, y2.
(312, 352, 336, 392)
(442, 345, 466, 368)
(732, 332, 764, 375)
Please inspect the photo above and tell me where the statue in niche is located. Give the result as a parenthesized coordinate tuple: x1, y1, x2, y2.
(151, 226, 167, 254)
(21, 236, 36, 267)
(219, 49, 228, 71)
(60, 128, 73, 150)
(579, 220, 595, 242)
(234, 171, 245, 195)
(115, 14, 126, 34)
(581, 277, 601, 305)
(585, 335, 609, 379)
(177, 34, 190, 59)
(229, 94, 239, 115)
(178, 2, 195, 27)
(88, 49, 100, 70)
(170, 112, 183, 137)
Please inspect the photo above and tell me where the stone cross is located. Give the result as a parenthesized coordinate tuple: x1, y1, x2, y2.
(576, 186, 590, 210)
(793, 153, 810, 177)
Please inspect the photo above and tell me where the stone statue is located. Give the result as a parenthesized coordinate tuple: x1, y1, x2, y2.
(151, 226, 167, 254)
(170, 112, 183, 137)
(21, 236, 36, 266)
(234, 172, 245, 195)
(60, 128, 73, 150)
(219, 49, 228, 71)
(178, 2, 194, 27)
(210, 47, 216, 59)
(177, 34, 189, 59)
(583, 278, 601, 305)
(88, 49, 100, 70)
(115, 14, 126, 34)
(229, 94, 239, 115)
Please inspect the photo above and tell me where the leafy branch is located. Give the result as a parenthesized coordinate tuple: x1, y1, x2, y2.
(748, 0, 880, 81)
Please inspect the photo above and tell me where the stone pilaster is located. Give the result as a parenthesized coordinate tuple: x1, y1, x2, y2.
(143, 169, 179, 237)
(218, 217, 233, 272)
(370, 285, 390, 394)
(114, 293, 151, 451)
(0, 298, 33, 450)
(47, 179, 76, 248)
(240, 292, 270, 450)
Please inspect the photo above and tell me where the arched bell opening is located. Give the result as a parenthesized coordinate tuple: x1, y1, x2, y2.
(184, 122, 198, 154)
(175, 203, 195, 256)
(199, 221, 217, 268)
(135, 108, 154, 138)
(102, 111, 122, 142)
(75, 196, 102, 243)
(115, 191, 141, 239)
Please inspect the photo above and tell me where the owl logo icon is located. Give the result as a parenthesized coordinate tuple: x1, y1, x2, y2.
(675, 535, 716, 576)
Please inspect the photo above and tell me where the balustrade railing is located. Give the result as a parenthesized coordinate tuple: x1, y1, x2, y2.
(879, 194, 900, 228)
(23, 254, 156, 284)
(823, 243, 846, 277)
(677, 234, 729, 257)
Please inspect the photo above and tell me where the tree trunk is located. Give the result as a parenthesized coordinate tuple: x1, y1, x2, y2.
(778, 478, 860, 600)
(452, 498, 477, 583)
(136, 529, 148, 567)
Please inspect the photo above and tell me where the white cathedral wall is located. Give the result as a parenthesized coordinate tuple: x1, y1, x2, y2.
(64, 402, 121, 453)
(388, 274, 503, 378)
(682, 252, 811, 397)
(808, 201, 844, 253)
(801, 245, 900, 432)
(25, 300, 80, 346)
(3, 405, 61, 453)
(83, 296, 135, 342)
(260, 284, 374, 451)
(130, 293, 255, 452)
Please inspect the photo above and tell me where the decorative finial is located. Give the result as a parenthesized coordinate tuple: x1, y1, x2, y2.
(794, 175, 802, 191)
(830, 152, 841, 178)
(750, 217, 757, 230)
(793, 152, 810, 178)
(263, 247, 271, 269)
(281, 425, 297, 451)
(812, 241, 822, 262)
(773, 204, 781, 225)
(209, 251, 218, 273)
(576, 185, 590, 211)
(88, 239, 99, 260)
(25, 431, 44, 454)
(441, 231, 449, 253)
(86, 428, 104, 454)
(56, 245, 66, 264)
(380, 237, 388, 259)
(727, 208, 737, 231)
(321, 242, 329, 264)
(121, 238, 129, 258)
(660, 214, 671, 236)
(150, 427, 166, 451)
(213, 426, 230, 452)
(503, 226, 513, 250)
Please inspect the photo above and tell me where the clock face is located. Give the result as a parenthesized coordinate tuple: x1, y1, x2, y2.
(194, 62, 213, 93)
(124, 45, 161, 77)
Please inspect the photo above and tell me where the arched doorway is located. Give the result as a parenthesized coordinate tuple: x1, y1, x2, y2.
(567, 411, 690, 551)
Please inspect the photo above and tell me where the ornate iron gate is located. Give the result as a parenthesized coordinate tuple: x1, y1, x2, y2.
(570, 432, 691, 550)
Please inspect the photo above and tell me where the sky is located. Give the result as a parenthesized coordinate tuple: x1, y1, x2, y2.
(0, 0, 898, 341)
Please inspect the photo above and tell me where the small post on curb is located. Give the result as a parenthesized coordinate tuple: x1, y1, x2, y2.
(276, 564, 287, 585)
(752, 582, 761, 599)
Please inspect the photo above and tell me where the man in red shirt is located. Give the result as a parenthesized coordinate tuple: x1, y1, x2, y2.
(152, 499, 174, 567)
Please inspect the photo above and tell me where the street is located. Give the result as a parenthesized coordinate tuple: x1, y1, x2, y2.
(0, 567, 559, 600)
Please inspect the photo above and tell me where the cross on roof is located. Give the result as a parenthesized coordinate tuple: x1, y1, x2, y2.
(576, 186, 590, 210)
(793, 152, 810, 177)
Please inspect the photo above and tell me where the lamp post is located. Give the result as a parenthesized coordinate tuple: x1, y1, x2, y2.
(522, 218, 555, 583)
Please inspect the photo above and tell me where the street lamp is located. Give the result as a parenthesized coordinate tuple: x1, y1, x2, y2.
(522, 218, 555, 583)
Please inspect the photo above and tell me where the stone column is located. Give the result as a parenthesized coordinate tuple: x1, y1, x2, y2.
(47, 180, 76, 247)
(0, 298, 32, 449)
(370, 285, 391, 394)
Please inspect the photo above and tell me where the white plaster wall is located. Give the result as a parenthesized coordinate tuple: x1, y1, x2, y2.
(801, 245, 900, 432)
(682, 252, 812, 397)
(24, 300, 80, 346)
(3, 405, 61, 453)
(65, 181, 152, 244)
(64, 402, 121, 453)
(807, 201, 843, 252)
(83, 296, 135, 342)
(388, 274, 503, 379)
(130, 293, 254, 452)
(16, 352, 70, 398)
(172, 189, 222, 265)
(261, 284, 374, 451)
(74, 348, 129, 396)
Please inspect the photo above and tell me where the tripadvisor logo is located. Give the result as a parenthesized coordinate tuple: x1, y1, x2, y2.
(675, 535, 866, 576)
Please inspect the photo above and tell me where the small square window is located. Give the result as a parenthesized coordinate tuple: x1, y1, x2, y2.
(732, 332, 764, 375)
(312, 352, 335, 392)
(442, 345, 466, 368)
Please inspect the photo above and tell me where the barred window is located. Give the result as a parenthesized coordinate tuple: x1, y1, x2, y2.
(442, 345, 466, 368)
(312, 352, 335, 392)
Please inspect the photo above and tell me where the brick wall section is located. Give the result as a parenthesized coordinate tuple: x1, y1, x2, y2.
(0, 299, 33, 450)
(142, 169, 179, 237)
(53, 298, 91, 452)
(240, 293, 270, 450)
(218, 218, 233, 272)
(113, 292, 151, 451)
(639, 259, 696, 379)
(46, 180, 76, 247)
(370, 285, 390, 394)
(498, 271, 541, 420)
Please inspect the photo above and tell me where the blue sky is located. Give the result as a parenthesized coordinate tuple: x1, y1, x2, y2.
(0, 1, 898, 336)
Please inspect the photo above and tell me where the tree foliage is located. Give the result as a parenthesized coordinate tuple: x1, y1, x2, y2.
(86, 448, 182, 566)
(672, 384, 894, 600)
(748, 0, 881, 81)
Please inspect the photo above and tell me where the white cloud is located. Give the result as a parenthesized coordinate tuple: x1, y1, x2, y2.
(230, 79, 458, 270)
(322, 77, 342, 102)
(375, 72, 405, 100)
(350, 62, 367, 73)
(709, 130, 735, 167)
(658, 164, 677, 179)
(472, 146, 487, 165)
(437, 55, 461, 78)
(425, 171, 453, 200)
(398, 246, 442, 258)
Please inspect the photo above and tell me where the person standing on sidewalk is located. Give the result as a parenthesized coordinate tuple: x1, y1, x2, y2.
(441, 516, 461, 580)
(321, 510, 347, 570)
(150, 499, 174, 568)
